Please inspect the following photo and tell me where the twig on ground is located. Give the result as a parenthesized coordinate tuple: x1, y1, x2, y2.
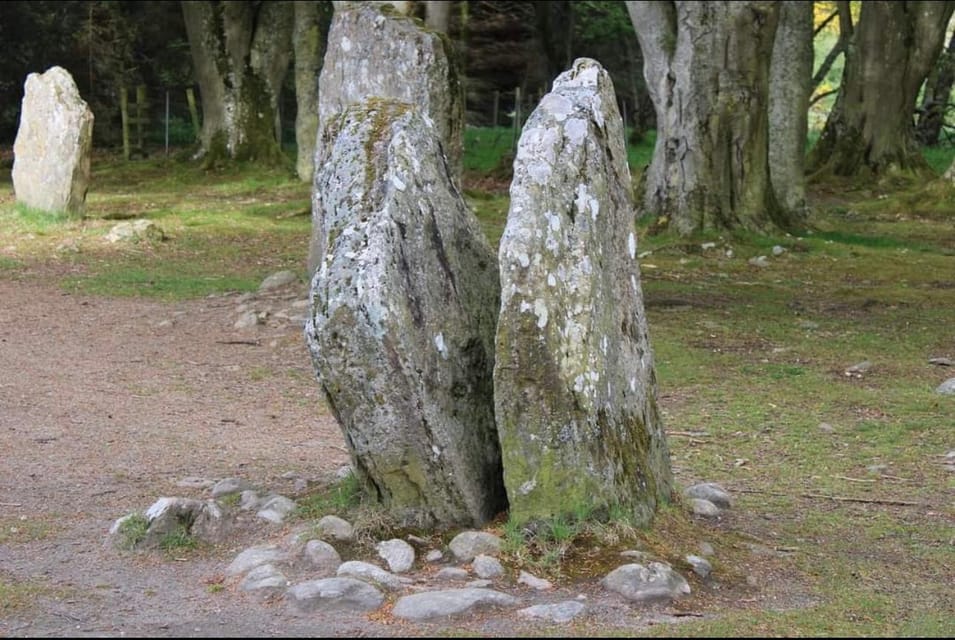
(215, 340, 261, 346)
(737, 487, 922, 507)
(834, 475, 875, 483)
(0, 502, 23, 506)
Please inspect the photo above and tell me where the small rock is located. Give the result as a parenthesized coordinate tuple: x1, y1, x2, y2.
(686, 554, 712, 579)
(448, 531, 502, 562)
(771, 245, 786, 256)
(467, 579, 493, 588)
(689, 498, 721, 518)
(286, 577, 384, 613)
(425, 549, 444, 563)
(391, 588, 518, 621)
(844, 360, 872, 377)
(211, 477, 250, 498)
(698, 542, 715, 557)
(798, 320, 819, 330)
(256, 495, 297, 524)
(225, 545, 288, 577)
(376, 539, 415, 573)
(701, 242, 717, 250)
(867, 464, 888, 475)
(683, 483, 733, 509)
(601, 562, 691, 603)
(620, 550, 650, 562)
(239, 490, 261, 511)
(518, 570, 552, 591)
(259, 270, 299, 291)
(336, 560, 409, 592)
(315, 515, 355, 542)
(302, 539, 342, 576)
(240, 564, 288, 593)
(234, 311, 261, 330)
(818, 422, 834, 433)
(105, 219, 165, 243)
(936, 378, 955, 395)
(748, 255, 769, 268)
(472, 554, 504, 579)
(435, 567, 469, 582)
(928, 357, 954, 367)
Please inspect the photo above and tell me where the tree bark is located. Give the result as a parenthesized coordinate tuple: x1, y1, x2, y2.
(424, 0, 452, 32)
(807, 1, 955, 179)
(627, 1, 792, 235)
(768, 1, 813, 218)
(293, 1, 332, 182)
(916, 29, 955, 146)
(181, 0, 293, 167)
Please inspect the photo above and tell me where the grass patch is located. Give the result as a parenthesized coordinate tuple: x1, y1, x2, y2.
(0, 516, 55, 543)
(294, 472, 363, 521)
(0, 573, 48, 614)
(115, 513, 150, 551)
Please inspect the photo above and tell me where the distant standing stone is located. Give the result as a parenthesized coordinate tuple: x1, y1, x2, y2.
(12, 66, 94, 216)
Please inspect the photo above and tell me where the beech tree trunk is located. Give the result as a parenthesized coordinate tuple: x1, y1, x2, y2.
(768, 1, 813, 218)
(627, 1, 795, 236)
(293, 1, 332, 182)
(807, 1, 954, 179)
(424, 0, 452, 32)
(181, 0, 293, 167)
(916, 30, 955, 147)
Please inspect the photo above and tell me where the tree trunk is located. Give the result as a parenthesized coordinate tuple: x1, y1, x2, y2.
(181, 0, 293, 167)
(916, 29, 955, 147)
(424, 0, 451, 32)
(627, 1, 792, 236)
(768, 1, 813, 218)
(292, 1, 332, 182)
(807, 1, 954, 179)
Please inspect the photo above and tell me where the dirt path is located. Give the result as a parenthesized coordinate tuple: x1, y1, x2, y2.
(0, 277, 394, 636)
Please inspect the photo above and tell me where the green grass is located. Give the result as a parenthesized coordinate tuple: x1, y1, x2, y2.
(115, 513, 149, 550)
(1, 131, 954, 636)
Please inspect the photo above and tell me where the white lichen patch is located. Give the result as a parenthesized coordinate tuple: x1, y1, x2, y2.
(434, 332, 447, 358)
(540, 93, 573, 122)
(391, 173, 406, 191)
(565, 118, 588, 147)
(533, 299, 549, 329)
(341, 36, 352, 52)
(518, 478, 537, 496)
(628, 232, 636, 259)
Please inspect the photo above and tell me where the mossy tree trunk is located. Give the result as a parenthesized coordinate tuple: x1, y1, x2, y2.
(627, 1, 796, 236)
(807, 1, 954, 180)
(768, 1, 813, 219)
(916, 29, 955, 146)
(293, 0, 332, 182)
(181, 0, 293, 168)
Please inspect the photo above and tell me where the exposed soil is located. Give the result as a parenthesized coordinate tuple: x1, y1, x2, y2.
(0, 268, 900, 637)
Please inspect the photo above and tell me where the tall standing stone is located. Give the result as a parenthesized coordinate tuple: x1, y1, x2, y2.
(304, 100, 505, 527)
(12, 66, 94, 217)
(494, 59, 673, 526)
(307, 1, 463, 274)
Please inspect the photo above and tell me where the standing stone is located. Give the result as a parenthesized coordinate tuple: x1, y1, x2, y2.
(494, 58, 673, 526)
(307, 1, 464, 274)
(304, 100, 505, 527)
(12, 66, 94, 217)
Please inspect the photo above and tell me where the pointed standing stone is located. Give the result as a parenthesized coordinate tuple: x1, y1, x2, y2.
(305, 100, 505, 527)
(494, 59, 673, 526)
(308, 2, 464, 274)
(12, 66, 94, 217)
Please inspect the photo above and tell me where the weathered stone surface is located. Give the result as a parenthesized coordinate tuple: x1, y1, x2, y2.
(286, 577, 384, 613)
(494, 58, 673, 525)
(472, 554, 504, 579)
(305, 101, 505, 527)
(517, 600, 587, 623)
(240, 564, 289, 593)
(448, 531, 502, 562)
(308, 2, 464, 273)
(104, 220, 165, 243)
(686, 554, 712, 579)
(517, 570, 553, 591)
(256, 495, 297, 524)
(335, 560, 409, 592)
(12, 66, 93, 216)
(601, 562, 691, 603)
(139, 497, 207, 548)
(936, 377, 955, 394)
(391, 588, 518, 621)
(211, 477, 251, 498)
(683, 483, 733, 509)
(302, 539, 342, 576)
(226, 545, 290, 578)
(689, 498, 721, 518)
(376, 538, 415, 573)
(259, 270, 299, 291)
(315, 515, 355, 542)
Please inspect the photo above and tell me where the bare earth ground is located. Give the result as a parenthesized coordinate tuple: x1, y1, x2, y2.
(0, 269, 816, 638)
